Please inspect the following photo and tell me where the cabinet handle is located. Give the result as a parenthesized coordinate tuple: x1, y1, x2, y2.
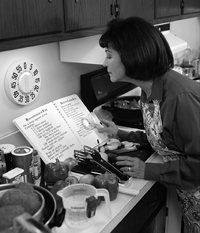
(110, 4, 113, 16)
(115, 4, 120, 18)
(48, 0, 52, 2)
(180, 0, 184, 15)
(75, 0, 79, 3)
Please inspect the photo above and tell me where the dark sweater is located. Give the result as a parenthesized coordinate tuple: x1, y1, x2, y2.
(118, 69, 200, 190)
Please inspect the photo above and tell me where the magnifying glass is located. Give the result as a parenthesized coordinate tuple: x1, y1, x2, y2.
(82, 113, 104, 130)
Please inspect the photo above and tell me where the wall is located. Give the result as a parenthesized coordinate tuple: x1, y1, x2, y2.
(0, 16, 200, 148)
(0, 42, 102, 146)
(170, 17, 200, 63)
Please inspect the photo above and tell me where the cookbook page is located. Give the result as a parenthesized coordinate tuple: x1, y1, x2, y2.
(13, 102, 83, 164)
(53, 94, 108, 148)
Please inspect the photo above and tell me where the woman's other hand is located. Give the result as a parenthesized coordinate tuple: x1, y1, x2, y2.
(115, 156, 145, 179)
(97, 119, 119, 137)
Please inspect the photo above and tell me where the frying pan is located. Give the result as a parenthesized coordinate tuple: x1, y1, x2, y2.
(102, 96, 142, 122)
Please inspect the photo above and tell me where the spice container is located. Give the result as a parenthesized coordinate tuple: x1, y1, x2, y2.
(12, 146, 34, 183)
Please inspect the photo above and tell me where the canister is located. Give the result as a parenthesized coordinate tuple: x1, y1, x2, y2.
(0, 144, 15, 171)
(12, 146, 34, 183)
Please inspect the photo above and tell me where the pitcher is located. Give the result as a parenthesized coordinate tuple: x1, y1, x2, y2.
(57, 183, 112, 229)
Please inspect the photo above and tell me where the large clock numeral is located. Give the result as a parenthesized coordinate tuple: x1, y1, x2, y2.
(30, 92, 36, 100)
(34, 85, 40, 92)
(12, 72, 18, 80)
(16, 65, 22, 73)
(11, 82, 17, 89)
(25, 95, 30, 103)
(24, 62, 27, 70)
(18, 95, 24, 103)
(33, 69, 38, 76)
(13, 90, 20, 98)
(35, 77, 40, 83)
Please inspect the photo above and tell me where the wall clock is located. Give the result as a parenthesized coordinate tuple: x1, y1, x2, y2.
(5, 60, 42, 105)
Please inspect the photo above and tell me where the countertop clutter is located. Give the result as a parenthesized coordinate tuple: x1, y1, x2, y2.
(0, 149, 166, 233)
(52, 153, 165, 233)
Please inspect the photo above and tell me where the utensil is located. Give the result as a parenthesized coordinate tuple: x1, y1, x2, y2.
(13, 213, 52, 233)
(74, 146, 129, 182)
(57, 183, 112, 229)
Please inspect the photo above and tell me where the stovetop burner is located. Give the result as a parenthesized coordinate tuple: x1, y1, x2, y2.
(112, 118, 144, 129)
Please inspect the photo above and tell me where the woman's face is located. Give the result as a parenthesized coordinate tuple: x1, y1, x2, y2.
(103, 46, 126, 82)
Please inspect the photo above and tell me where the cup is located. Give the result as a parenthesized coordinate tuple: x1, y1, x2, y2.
(57, 183, 112, 229)
(12, 146, 34, 183)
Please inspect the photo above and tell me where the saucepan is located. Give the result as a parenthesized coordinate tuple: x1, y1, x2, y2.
(102, 96, 142, 122)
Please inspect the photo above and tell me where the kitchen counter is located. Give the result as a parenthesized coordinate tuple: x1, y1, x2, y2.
(52, 154, 166, 233)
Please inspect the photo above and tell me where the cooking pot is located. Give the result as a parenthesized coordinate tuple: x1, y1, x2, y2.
(102, 96, 142, 123)
(0, 183, 62, 231)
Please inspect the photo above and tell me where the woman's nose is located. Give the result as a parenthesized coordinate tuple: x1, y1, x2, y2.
(103, 59, 107, 67)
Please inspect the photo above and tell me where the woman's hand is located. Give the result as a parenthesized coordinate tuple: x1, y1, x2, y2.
(97, 119, 119, 137)
(115, 156, 145, 179)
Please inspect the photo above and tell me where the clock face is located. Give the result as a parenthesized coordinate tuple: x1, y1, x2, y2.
(5, 60, 41, 105)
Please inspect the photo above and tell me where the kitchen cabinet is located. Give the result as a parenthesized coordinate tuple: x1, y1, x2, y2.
(181, 0, 200, 16)
(63, 0, 113, 32)
(155, 0, 180, 19)
(0, 0, 64, 51)
(117, 0, 154, 22)
(64, 0, 154, 33)
(0, 0, 199, 52)
(154, 0, 200, 24)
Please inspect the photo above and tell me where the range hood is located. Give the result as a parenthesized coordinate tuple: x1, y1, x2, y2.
(60, 24, 188, 65)
(155, 23, 188, 54)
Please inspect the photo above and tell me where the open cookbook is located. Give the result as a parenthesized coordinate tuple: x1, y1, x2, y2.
(13, 94, 109, 164)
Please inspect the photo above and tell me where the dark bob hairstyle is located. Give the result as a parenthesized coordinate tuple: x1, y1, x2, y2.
(99, 17, 174, 81)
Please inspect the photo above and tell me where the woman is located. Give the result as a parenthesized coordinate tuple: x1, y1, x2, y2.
(98, 17, 200, 233)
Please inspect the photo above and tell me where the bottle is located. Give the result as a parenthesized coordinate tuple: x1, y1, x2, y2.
(33, 149, 41, 182)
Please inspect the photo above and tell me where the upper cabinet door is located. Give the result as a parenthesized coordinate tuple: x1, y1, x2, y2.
(0, 0, 64, 40)
(118, 0, 154, 21)
(64, 0, 113, 32)
(182, 0, 200, 15)
(155, 0, 180, 19)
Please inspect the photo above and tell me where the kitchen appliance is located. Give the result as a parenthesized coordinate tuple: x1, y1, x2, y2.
(57, 183, 111, 229)
(80, 67, 143, 128)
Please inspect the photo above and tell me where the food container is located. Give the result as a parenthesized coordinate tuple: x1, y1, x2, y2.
(12, 146, 34, 183)
(102, 96, 142, 122)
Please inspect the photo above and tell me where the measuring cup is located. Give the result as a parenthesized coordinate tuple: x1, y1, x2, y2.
(57, 183, 112, 229)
